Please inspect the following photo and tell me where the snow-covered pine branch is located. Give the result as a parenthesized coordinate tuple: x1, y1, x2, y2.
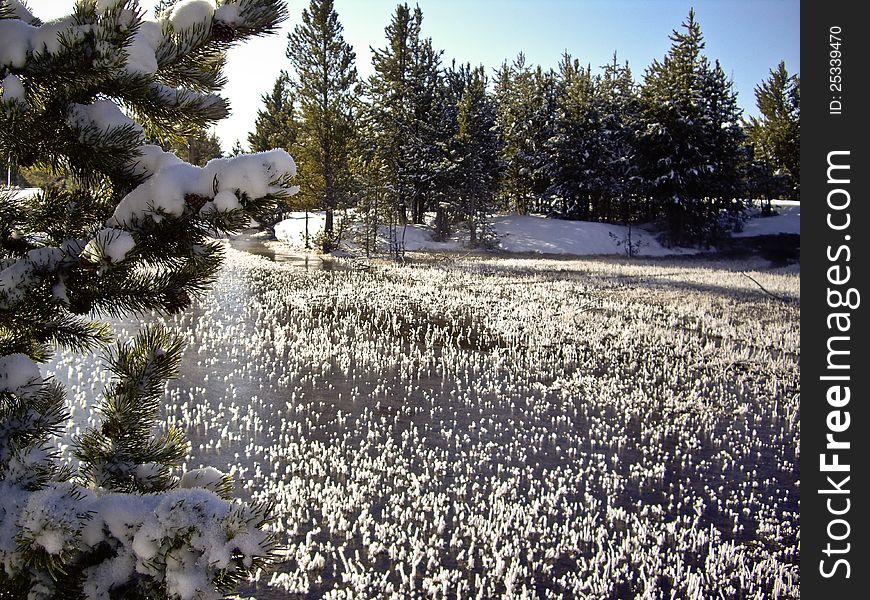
(1, 1, 293, 598)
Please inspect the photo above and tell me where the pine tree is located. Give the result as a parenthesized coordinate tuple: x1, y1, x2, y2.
(165, 128, 224, 166)
(348, 108, 393, 256)
(546, 53, 596, 220)
(286, 0, 358, 251)
(494, 54, 555, 214)
(741, 139, 779, 214)
(542, 53, 643, 226)
(367, 3, 414, 227)
(248, 70, 303, 228)
(697, 58, 745, 231)
(745, 61, 800, 201)
(368, 3, 444, 225)
(443, 64, 501, 246)
(639, 9, 744, 245)
(0, 1, 295, 598)
(431, 60, 467, 238)
(595, 54, 643, 225)
(248, 69, 299, 154)
(405, 17, 444, 225)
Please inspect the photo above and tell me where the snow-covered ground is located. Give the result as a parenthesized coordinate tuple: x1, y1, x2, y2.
(273, 199, 800, 258)
(494, 214, 693, 256)
(733, 200, 800, 237)
(6, 186, 40, 200)
(274, 211, 692, 256)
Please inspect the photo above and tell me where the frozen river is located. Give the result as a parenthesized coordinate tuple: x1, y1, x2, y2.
(50, 242, 801, 598)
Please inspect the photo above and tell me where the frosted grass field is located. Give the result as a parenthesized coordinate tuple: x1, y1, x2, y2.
(50, 246, 800, 599)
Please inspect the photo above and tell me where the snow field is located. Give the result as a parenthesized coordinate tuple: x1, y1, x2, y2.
(733, 201, 800, 238)
(274, 212, 694, 257)
(273, 200, 799, 257)
(48, 249, 800, 598)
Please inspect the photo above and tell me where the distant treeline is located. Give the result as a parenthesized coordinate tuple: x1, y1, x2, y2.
(248, 2, 800, 249)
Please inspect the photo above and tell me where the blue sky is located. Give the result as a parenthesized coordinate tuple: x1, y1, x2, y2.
(25, 1, 800, 152)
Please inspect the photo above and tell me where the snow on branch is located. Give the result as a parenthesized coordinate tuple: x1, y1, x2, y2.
(67, 100, 146, 146)
(0, 352, 42, 399)
(110, 149, 299, 227)
(0, 247, 70, 309)
(1, 480, 276, 600)
(0, 74, 26, 105)
(0, 0, 286, 79)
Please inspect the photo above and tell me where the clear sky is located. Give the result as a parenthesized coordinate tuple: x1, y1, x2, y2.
(24, 1, 800, 153)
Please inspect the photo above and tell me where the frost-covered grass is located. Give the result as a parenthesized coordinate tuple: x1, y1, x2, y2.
(49, 248, 800, 599)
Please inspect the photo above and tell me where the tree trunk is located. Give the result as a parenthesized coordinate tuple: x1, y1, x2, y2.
(414, 193, 425, 224)
(469, 209, 478, 247)
(397, 194, 408, 225)
(323, 208, 334, 253)
(434, 202, 450, 240)
(304, 211, 310, 249)
(323, 140, 336, 252)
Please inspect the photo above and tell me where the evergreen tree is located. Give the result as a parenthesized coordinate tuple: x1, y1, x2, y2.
(494, 54, 555, 214)
(639, 9, 744, 245)
(367, 3, 416, 227)
(697, 58, 745, 230)
(352, 135, 391, 255)
(431, 60, 467, 235)
(547, 53, 643, 223)
(286, 0, 358, 251)
(545, 53, 596, 220)
(0, 1, 295, 597)
(443, 65, 501, 246)
(248, 69, 299, 153)
(248, 70, 303, 228)
(543, 53, 643, 226)
(165, 128, 223, 166)
(368, 3, 444, 225)
(745, 61, 800, 201)
(596, 54, 643, 225)
(405, 16, 444, 225)
(740, 140, 780, 215)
